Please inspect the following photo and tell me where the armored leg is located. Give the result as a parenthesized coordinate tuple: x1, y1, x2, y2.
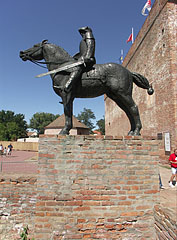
(65, 69, 82, 93)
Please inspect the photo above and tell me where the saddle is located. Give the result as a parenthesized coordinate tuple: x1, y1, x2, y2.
(82, 65, 104, 81)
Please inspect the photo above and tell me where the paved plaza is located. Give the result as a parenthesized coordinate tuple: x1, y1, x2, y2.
(0, 150, 38, 174)
(158, 165, 177, 215)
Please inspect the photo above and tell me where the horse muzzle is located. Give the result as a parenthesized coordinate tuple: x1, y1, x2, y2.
(19, 51, 28, 61)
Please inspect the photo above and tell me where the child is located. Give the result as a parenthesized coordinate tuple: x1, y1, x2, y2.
(3, 147, 7, 156)
(169, 148, 177, 188)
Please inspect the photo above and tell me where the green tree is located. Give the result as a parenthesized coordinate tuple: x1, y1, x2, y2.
(77, 108, 96, 132)
(0, 110, 27, 141)
(96, 117, 105, 135)
(29, 112, 59, 135)
(0, 123, 7, 140)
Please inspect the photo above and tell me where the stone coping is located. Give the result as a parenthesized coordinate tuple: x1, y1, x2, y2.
(39, 134, 159, 140)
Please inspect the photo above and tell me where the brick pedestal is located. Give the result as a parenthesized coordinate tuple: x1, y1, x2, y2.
(35, 135, 160, 239)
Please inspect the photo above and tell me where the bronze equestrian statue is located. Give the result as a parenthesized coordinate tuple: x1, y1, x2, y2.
(19, 27, 154, 135)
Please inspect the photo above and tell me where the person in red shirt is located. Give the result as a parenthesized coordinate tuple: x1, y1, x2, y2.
(169, 148, 177, 187)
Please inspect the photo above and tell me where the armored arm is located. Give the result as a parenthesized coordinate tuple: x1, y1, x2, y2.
(84, 31, 95, 62)
(85, 39, 95, 60)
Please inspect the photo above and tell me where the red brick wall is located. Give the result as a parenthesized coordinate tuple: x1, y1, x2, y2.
(1, 136, 176, 239)
(154, 205, 177, 239)
(105, 0, 177, 153)
(35, 135, 160, 239)
(0, 175, 37, 240)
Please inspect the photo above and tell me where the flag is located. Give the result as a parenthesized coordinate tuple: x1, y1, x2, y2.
(126, 28, 134, 44)
(126, 34, 133, 43)
(119, 49, 124, 64)
(142, 0, 151, 16)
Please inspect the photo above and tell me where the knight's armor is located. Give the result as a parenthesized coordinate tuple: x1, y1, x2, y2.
(74, 27, 96, 65)
(65, 26, 96, 92)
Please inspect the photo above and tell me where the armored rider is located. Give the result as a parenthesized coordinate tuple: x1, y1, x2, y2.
(64, 26, 96, 93)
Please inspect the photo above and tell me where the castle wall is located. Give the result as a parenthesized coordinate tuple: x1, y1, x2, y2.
(105, 0, 177, 155)
(0, 175, 37, 240)
(0, 141, 38, 151)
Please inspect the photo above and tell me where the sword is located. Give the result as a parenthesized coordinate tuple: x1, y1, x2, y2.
(35, 59, 85, 78)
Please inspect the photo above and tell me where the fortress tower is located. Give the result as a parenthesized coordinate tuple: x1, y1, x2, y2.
(105, 0, 177, 157)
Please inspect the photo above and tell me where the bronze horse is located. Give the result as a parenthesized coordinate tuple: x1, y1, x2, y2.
(20, 40, 154, 135)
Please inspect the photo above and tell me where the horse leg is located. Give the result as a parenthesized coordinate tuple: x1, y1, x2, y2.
(116, 94, 142, 136)
(59, 93, 74, 135)
(106, 93, 136, 135)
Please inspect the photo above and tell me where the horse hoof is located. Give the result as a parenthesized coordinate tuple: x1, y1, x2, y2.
(133, 131, 141, 136)
(128, 130, 141, 136)
(128, 131, 134, 136)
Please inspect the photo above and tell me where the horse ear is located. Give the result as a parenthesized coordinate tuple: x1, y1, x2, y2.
(42, 39, 48, 44)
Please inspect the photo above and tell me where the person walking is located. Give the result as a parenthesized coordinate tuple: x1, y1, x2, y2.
(159, 174, 165, 189)
(7, 143, 13, 156)
(3, 147, 7, 157)
(0, 144, 3, 155)
(169, 148, 177, 188)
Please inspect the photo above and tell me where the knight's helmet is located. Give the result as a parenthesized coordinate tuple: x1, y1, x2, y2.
(78, 26, 94, 39)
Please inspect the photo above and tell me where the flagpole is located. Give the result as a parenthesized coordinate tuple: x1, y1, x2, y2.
(121, 49, 123, 58)
(132, 28, 134, 43)
(121, 49, 123, 63)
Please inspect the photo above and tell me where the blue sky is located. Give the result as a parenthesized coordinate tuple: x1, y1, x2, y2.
(0, 0, 154, 126)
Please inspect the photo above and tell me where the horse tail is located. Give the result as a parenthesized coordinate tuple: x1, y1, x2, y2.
(132, 72, 154, 95)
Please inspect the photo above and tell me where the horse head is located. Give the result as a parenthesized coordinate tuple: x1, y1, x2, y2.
(19, 40, 48, 62)
(20, 40, 73, 65)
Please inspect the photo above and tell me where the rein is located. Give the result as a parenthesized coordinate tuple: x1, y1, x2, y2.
(29, 59, 48, 69)
(28, 56, 65, 69)
(26, 43, 65, 69)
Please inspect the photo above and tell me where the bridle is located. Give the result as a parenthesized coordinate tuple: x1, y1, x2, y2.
(24, 40, 64, 69)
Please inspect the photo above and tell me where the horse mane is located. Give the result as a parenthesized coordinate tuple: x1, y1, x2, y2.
(47, 43, 73, 62)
